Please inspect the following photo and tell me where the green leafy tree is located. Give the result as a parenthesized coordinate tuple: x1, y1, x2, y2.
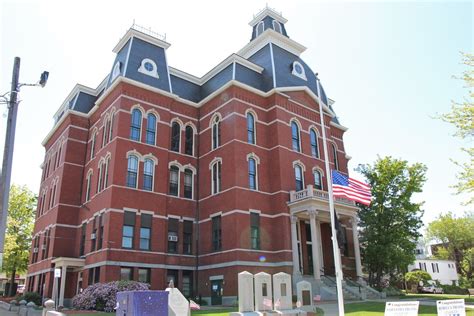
(356, 157, 426, 288)
(405, 270, 432, 293)
(440, 52, 473, 205)
(427, 211, 474, 285)
(2, 185, 36, 296)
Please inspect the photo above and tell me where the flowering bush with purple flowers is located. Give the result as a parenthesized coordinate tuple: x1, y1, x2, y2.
(72, 280, 149, 312)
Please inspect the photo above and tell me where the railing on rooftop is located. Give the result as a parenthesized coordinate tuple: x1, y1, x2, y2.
(289, 185, 356, 206)
(130, 21, 167, 42)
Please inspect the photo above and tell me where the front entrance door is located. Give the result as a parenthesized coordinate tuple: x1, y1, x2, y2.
(211, 280, 223, 305)
(320, 223, 335, 275)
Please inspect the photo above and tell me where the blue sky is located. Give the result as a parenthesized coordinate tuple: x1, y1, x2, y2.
(0, 0, 472, 227)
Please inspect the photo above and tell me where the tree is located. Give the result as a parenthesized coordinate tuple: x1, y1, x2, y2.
(356, 157, 426, 288)
(2, 185, 36, 296)
(440, 52, 473, 205)
(405, 270, 432, 293)
(427, 211, 474, 285)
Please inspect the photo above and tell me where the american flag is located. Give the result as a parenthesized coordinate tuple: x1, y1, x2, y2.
(189, 300, 201, 310)
(332, 170, 372, 206)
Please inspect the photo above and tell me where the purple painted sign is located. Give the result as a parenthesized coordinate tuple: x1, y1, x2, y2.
(116, 291, 169, 316)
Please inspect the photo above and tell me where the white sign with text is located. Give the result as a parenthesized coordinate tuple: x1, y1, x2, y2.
(436, 299, 466, 316)
(384, 301, 419, 316)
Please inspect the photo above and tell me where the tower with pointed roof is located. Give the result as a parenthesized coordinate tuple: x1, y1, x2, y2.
(26, 8, 364, 306)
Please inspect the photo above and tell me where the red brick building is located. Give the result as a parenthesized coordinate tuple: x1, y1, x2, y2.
(26, 8, 362, 306)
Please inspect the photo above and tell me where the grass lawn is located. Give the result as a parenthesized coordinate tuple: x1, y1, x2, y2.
(345, 302, 474, 316)
(399, 293, 474, 303)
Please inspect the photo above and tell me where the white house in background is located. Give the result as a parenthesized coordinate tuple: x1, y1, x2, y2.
(407, 241, 459, 285)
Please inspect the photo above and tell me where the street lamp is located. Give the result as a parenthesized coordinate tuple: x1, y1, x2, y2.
(0, 57, 49, 270)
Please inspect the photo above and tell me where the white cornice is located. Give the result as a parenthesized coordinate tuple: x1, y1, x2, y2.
(330, 121, 348, 132)
(113, 28, 171, 53)
(169, 54, 263, 86)
(249, 7, 288, 27)
(43, 77, 340, 146)
(238, 29, 306, 58)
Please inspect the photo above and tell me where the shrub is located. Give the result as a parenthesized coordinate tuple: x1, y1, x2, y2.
(382, 286, 403, 296)
(72, 281, 149, 312)
(440, 285, 468, 295)
(17, 292, 42, 306)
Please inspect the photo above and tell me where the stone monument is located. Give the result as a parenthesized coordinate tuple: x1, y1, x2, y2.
(296, 281, 313, 311)
(254, 272, 272, 311)
(238, 271, 255, 312)
(272, 272, 292, 310)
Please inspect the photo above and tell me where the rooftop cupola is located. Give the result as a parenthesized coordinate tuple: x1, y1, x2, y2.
(249, 6, 289, 41)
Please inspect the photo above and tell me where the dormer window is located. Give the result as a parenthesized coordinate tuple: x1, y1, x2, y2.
(292, 61, 307, 81)
(138, 58, 159, 78)
(256, 21, 265, 37)
(112, 61, 121, 81)
(272, 20, 282, 34)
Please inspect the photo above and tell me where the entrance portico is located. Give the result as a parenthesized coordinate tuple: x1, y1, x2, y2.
(288, 185, 363, 284)
(51, 257, 85, 307)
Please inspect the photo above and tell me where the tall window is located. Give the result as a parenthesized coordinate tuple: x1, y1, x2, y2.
(104, 157, 110, 188)
(273, 20, 282, 34)
(184, 169, 193, 199)
(143, 159, 154, 191)
(256, 21, 264, 37)
(90, 131, 97, 160)
(250, 213, 260, 250)
(332, 144, 339, 171)
(185, 126, 194, 155)
(310, 129, 319, 158)
(247, 112, 255, 144)
(146, 114, 157, 145)
(130, 109, 142, 141)
(314, 170, 322, 190)
(295, 164, 304, 191)
(97, 162, 103, 193)
(126, 155, 138, 188)
(102, 118, 109, 147)
(85, 172, 92, 202)
(168, 218, 179, 253)
(212, 216, 222, 251)
(91, 217, 97, 252)
(291, 121, 301, 152)
(171, 122, 181, 152)
(169, 166, 179, 196)
(108, 112, 115, 142)
(138, 268, 151, 283)
(122, 211, 135, 249)
(248, 158, 257, 190)
(183, 220, 193, 255)
(211, 161, 222, 194)
(140, 214, 152, 250)
(97, 214, 104, 250)
(120, 267, 133, 281)
(79, 223, 86, 256)
(212, 116, 221, 150)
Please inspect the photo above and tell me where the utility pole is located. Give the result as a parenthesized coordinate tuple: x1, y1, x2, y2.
(0, 57, 21, 271)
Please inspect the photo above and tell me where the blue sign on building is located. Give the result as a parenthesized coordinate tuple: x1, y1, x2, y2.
(116, 291, 169, 316)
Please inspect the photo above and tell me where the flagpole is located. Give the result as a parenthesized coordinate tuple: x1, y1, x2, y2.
(316, 75, 345, 315)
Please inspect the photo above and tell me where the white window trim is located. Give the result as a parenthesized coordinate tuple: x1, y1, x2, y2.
(312, 167, 323, 189)
(169, 163, 181, 197)
(293, 162, 305, 189)
(127, 154, 140, 189)
(245, 109, 257, 145)
(143, 158, 156, 192)
(272, 20, 282, 34)
(246, 153, 260, 191)
(183, 168, 195, 200)
(256, 21, 265, 37)
(90, 129, 98, 160)
(146, 112, 158, 146)
(170, 119, 183, 153)
(292, 61, 307, 81)
(130, 106, 144, 142)
(210, 158, 223, 195)
(108, 108, 116, 143)
(210, 113, 222, 150)
(138, 58, 159, 79)
(290, 119, 302, 153)
(309, 127, 320, 158)
(85, 169, 93, 202)
(112, 61, 121, 81)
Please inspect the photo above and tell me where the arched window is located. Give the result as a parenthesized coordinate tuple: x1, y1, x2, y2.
(272, 20, 282, 34)
(109, 111, 115, 142)
(314, 170, 322, 190)
(310, 129, 319, 158)
(212, 116, 221, 150)
(184, 169, 193, 199)
(90, 131, 97, 160)
(185, 126, 194, 156)
(291, 121, 301, 152)
(247, 112, 255, 144)
(256, 21, 265, 37)
(143, 159, 154, 191)
(97, 161, 104, 193)
(130, 109, 142, 141)
(295, 164, 304, 191)
(332, 144, 339, 171)
(146, 114, 157, 145)
(169, 166, 179, 196)
(85, 172, 92, 202)
(104, 156, 110, 188)
(126, 155, 139, 188)
(248, 158, 257, 190)
(211, 161, 222, 194)
(171, 122, 181, 152)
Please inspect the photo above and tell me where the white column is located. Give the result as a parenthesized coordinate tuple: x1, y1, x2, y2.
(308, 209, 321, 280)
(59, 265, 67, 307)
(351, 216, 363, 280)
(290, 215, 301, 276)
(316, 219, 324, 273)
